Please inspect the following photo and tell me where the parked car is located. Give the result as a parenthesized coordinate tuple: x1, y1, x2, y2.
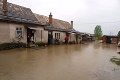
(118, 41, 120, 47)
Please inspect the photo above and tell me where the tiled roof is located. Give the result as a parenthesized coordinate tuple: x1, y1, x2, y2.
(52, 19, 72, 29)
(70, 28, 84, 35)
(103, 35, 118, 37)
(0, 0, 38, 24)
(34, 13, 72, 30)
(34, 13, 48, 25)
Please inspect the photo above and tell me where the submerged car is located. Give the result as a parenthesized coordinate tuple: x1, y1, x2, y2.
(118, 42, 120, 47)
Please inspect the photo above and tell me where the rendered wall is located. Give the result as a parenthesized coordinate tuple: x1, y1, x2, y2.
(0, 22, 10, 43)
(43, 30, 48, 43)
(52, 31, 66, 43)
(34, 27, 44, 43)
(69, 33, 76, 42)
(9, 23, 27, 43)
(34, 27, 48, 43)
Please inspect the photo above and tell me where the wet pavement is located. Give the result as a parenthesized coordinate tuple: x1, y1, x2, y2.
(0, 42, 120, 80)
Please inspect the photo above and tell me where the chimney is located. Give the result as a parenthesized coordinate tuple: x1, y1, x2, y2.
(49, 12, 52, 24)
(71, 21, 73, 29)
(3, 0, 8, 15)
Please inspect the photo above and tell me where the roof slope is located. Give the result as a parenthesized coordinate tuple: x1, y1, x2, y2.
(34, 13, 72, 30)
(34, 13, 48, 25)
(0, 0, 38, 24)
(52, 19, 71, 29)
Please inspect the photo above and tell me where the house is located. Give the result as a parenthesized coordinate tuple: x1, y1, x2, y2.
(82, 33, 90, 42)
(90, 34, 95, 41)
(103, 35, 119, 44)
(0, 0, 45, 44)
(70, 30, 84, 43)
(0, 0, 82, 46)
(34, 13, 81, 44)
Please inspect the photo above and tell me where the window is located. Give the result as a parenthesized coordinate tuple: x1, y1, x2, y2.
(55, 33, 60, 39)
(58, 33, 60, 39)
(55, 33, 57, 39)
(57, 33, 58, 39)
(16, 28, 23, 38)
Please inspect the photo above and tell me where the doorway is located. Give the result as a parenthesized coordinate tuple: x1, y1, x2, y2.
(48, 31, 53, 45)
(27, 28, 35, 44)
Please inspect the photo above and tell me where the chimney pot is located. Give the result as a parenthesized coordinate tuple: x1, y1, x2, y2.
(71, 21, 73, 29)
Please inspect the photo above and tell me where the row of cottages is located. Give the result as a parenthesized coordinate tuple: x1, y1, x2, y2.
(34, 13, 82, 44)
(0, 0, 82, 45)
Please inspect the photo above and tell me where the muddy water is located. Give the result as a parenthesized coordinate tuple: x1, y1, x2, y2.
(0, 42, 120, 80)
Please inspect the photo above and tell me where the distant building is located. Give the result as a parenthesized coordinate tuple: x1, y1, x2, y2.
(103, 35, 119, 44)
(90, 34, 95, 41)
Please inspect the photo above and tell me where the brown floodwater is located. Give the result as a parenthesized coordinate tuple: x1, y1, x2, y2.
(0, 42, 120, 80)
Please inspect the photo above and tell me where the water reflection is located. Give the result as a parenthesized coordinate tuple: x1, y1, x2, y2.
(102, 43, 118, 51)
(93, 41, 102, 49)
(0, 43, 120, 80)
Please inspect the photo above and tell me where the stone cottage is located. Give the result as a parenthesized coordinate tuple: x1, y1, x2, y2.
(0, 0, 45, 44)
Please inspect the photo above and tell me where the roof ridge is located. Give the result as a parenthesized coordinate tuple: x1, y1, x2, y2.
(33, 13, 71, 24)
(53, 18, 70, 24)
(0, 0, 38, 24)
(34, 13, 48, 18)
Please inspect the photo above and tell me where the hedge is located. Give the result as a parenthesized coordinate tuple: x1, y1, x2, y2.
(0, 42, 26, 50)
(35, 42, 47, 46)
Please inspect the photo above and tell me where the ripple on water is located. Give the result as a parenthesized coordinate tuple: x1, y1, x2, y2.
(88, 70, 115, 80)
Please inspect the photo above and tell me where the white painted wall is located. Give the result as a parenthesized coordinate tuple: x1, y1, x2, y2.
(34, 27, 44, 43)
(0, 22, 49, 44)
(34, 27, 48, 43)
(9, 23, 27, 43)
(52, 31, 66, 43)
(0, 22, 27, 43)
(69, 33, 76, 42)
(0, 22, 79, 44)
(0, 22, 10, 43)
(44, 30, 48, 43)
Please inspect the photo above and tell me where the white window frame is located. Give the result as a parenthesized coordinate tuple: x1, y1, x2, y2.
(55, 33, 60, 39)
(16, 27, 23, 38)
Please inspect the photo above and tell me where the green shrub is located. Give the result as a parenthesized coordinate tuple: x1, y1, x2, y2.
(18, 42, 26, 48)
(69, 41, 75, 44)
(0, 42, 26, 50)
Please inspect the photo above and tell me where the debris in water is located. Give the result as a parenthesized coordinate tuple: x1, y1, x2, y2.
(110, 57, 120, 66)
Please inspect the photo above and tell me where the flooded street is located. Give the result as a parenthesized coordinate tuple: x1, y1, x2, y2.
(0, 42, 120, 80)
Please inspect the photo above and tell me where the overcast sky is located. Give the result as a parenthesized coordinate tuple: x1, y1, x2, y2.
(8, 0, 120, 35)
